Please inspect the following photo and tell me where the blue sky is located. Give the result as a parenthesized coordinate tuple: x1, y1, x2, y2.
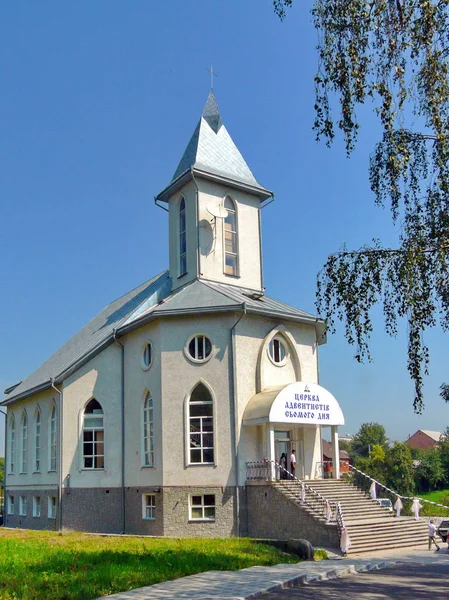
(1, 1, 447, 453)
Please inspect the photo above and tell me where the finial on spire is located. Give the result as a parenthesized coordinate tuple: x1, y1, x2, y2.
(207, 65, 218, 89)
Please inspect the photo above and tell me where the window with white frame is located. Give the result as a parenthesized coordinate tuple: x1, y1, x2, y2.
(189, 383, 214, 464)
(48, 496, 56, 519)
(187, 335, 212, 362)
(143, 392, 154, 467)
(179, 197, 187, 276)
(142, 494, 156, 520)
(7, 495, 15, 515)
(19, 495, 26, 516)
(141, 342, 153, 370)
(82, 399, 104, 469)
(223, 196, 238, 276)
(268, 337, 287, 364)
(190, 494, 215, 520)
(33, 496, 41, 517)
(49, 404, 57, 471)
(21, 410, 28, 473)
(9, 415, 15, 473)
(35, 408, 41, 472)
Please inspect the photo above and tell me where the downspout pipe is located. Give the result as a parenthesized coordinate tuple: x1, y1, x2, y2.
(50, 379, 63, 531)
(113, 330, 126, 534)
(0, 409, 6, 517)
(230, 304, 246, 537)
(190, 169, 201, 278)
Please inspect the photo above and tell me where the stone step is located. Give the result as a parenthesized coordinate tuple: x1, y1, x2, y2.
(346, 540, 427, 554)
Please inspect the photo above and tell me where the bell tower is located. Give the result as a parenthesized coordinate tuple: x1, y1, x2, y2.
(155, 91, 272, 292)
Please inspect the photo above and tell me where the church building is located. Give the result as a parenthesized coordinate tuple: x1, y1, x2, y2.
(2, 91, 345, 538)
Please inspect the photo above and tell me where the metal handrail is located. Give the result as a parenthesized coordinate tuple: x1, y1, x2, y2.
(246, 459, 343, 528)
(348, 464, 449, 511)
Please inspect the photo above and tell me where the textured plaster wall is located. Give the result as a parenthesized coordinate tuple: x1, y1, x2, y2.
(4, 388, 59, 491)
(159, 314, 235, 487)
(234, 316, 320, 483)
(62, 344, 122, 489)
(196, 179, 262, 291)
(121, 321, 163, 489)
(168, 181, 197, 291)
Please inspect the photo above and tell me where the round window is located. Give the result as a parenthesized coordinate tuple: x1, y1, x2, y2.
(187, 335, 212, 362)
(268, 338, 287, 365)
(141, 342, 153, 370)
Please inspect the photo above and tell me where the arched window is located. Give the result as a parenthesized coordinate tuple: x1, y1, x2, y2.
(223, 197, 238, 276)
(179, 197, 187, 276)
(49, 404, 57, 471)
(268, 337, 288, 364)
(143, 392, 154, 467)
(35, 408, 41, 472)
(189, 383, 214, 464)
(21, 410, 27, 473)
(83, 399, 104, 469)
(9, 415, 15, 473)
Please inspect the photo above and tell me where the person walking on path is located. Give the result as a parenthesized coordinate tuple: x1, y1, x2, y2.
(428, 519, 441, 551)
(290, 449, 296, 479)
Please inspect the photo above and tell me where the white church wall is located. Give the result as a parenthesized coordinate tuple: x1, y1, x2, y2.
(4, 388, 59, 488)
(168, 181, 198, 291)
(120, 321, 163, 488)
(234, 315, 319, 483)
(62, 343, 122, 488)
(196, 179, 262, 291)
(159, 313, 235, 487)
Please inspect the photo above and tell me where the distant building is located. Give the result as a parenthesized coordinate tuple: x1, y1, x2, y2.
(406, 430, 442, 451)
(322, 439, 350, 476)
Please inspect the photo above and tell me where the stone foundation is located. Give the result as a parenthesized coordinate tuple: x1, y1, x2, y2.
(4, 488, 59, 531)
(246, 483, 339, 548)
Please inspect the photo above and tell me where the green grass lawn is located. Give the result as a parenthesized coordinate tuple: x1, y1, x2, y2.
(0, 530, 298, 600)
(419, 489, 449, 516)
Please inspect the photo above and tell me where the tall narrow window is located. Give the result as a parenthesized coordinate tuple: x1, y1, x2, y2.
(83, 399, 104, 469)
(49, 404, 57, 471)
(224, 197, 238, 276)
(35, 408, 41, 472)
(21, 410, 27, 473)
(9, 415, 15, 473)
(189, 383, 214, 464)
(143, 392, 154, 467)
(179, 197, 187, 276)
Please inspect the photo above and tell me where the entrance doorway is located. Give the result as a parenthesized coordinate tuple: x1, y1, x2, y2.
(274, 430, 290, 479)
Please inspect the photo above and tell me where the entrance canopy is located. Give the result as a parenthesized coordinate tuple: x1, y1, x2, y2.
(243, 381, 344, 426)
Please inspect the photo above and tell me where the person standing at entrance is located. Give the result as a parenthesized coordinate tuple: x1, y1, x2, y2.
(290, 449, 296, 479)
(279, 453, 287, 479)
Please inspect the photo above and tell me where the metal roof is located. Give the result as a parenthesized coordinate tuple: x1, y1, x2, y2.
(2, 271, 171, 404)
(164, 90, 269, 196)
(2, 274, 325, 405)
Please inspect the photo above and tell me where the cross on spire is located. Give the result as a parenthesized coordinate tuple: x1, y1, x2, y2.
(207, 65, 218, 89)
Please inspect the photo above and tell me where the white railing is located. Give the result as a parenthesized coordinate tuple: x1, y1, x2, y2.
(246, 459, 343, 529)
(348, 464, 449, 512)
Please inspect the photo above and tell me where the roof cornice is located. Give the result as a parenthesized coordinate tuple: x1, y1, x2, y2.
(155, 168, 272, 203)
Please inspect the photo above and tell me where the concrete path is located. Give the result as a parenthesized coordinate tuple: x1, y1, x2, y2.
(99, 546, 449, 600)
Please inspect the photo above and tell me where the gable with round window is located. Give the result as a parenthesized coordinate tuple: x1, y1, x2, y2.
(268, 337, 288, 365)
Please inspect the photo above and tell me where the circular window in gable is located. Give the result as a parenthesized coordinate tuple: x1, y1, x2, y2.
(141, 342, 153, 371)
(186, 334, 212, 363)
(268, 337, 288, 366)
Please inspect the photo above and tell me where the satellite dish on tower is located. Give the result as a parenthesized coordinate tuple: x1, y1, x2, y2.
(207, 204, 228, 220)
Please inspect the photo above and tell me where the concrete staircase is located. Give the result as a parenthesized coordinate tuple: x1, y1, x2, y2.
(274, 479, 428, 555)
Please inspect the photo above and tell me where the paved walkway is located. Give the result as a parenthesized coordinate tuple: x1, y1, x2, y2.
(99, 545, 449, 600)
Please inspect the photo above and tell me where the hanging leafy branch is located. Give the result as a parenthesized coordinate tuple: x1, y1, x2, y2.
(274, 1, 449, 412)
